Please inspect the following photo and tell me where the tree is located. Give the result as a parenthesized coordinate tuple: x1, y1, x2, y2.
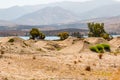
(30, 28, 45, 40)
(39, 32, 45, 39)
(88, 22, 113, 40)
(71, 32, 83, 38)
(58, 32, 69, 40)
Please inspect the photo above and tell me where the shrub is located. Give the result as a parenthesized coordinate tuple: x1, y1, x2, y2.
(74, 61, 77, 64)
(85, 66, 91, 71)
(101, 43, 110, 51)
(90, 46, 99, 53)
(98, 53, 103, 59)
(1, 51, 4, 55)
(71, 32, 83, 38)
(58, 32, 69, 40)
(90, 43, 110, 53)
(96, 44, 104, 53)
(30, 28, 45, 40)
(101, 33, 111, 40)
(39, 32, 45, 39)
(33, 56, 36, 60)
(8, 38, 14, 42)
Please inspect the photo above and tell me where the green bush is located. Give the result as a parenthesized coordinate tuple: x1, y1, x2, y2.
(96, 44, 104, 53)
(30, 28, 46, 40)
(8, 38, 14, 42)
(101, 43, 110, 51)
(39, 32, 45, 39)
(90, 43, 110, 53)
(90, 46, 99, 53)
(58, 32, 69, 40)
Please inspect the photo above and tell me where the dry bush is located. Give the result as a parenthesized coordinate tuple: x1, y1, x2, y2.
(85, 66, 91, 71)
(98, 53, 103, 59)
(74, 61, 77, 64)
(8, 38, 14, 43)
(1, 51, 4, 55)
(33, 56, 36, 60)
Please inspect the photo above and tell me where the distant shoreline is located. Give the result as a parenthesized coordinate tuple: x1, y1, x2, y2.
(0, 35, 120, 40)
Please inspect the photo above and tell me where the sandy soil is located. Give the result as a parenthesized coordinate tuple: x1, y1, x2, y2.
(0, 36, 119, 80)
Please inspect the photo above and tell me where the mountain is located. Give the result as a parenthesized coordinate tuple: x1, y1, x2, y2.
(0, 20, 17, 27)
(0, 0, 120, 33)
(0, 16, 120, 34)
(0, 0, 117, 21)
(79, 16, 120, 34)
(0, 5, 43, 20)
(100, 16, 120, 33)
(80, 3, 120, 19)
(48, 0, 116, 15)
(14, 7, 78, 25)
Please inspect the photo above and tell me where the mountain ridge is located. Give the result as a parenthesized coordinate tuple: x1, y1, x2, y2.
(14, 6, 78, 25)
(0, 0, 119, 21)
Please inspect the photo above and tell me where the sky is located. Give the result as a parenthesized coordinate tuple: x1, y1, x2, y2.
(0, 0, 119, 9)
(0, 0, 90, 8)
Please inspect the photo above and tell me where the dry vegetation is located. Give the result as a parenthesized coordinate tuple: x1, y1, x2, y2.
(0, 36, 119, 80)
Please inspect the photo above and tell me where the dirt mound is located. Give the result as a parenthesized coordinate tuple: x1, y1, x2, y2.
(0, 36, 24, 43)
(59, 37, 108, 53)
(109, 37, 120, 51)
(109, 37, 120, 48)
(0, 37, 120, 80)
(82, 37, 110, 52)
(84, 37, 108, 44)
(0, 51, 120, 80)
(61, 37, 78, 46)
(32, 41, 60, 52)
(59, 38, 84, 54)
(0, 37, 34, 54)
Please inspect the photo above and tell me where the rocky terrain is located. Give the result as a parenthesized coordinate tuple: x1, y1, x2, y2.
(0, 36, 119, 80)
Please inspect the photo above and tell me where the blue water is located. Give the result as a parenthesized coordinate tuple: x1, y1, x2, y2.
(0, 35, 119, 40)
(83, 35, 120, 38)
(19, 36, 60, 40)
(112, 35, 120, 37)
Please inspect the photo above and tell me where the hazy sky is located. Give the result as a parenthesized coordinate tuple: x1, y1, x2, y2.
(0, 0, 119, 8)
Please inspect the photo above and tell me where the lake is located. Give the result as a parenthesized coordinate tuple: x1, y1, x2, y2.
(20, 35, 120, 40)
(84, 35, 120, 38)
(112, 35, 120, 37)
(19, 36, 60, 40)
(0, 35, 120, 40)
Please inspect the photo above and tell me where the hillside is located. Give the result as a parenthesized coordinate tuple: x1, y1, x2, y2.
(14, 7, 78, 25)
(0, 0, 119, 22)
(0, 6, 40, 20)
(52, 0, 116, 16)
(80, 3, 120, 19)
(0, 20, 17, 27)
(0, 28, 88, 36)
(79, 16, 120, 34)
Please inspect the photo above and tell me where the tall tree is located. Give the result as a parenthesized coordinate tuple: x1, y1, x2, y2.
(88, 22, 113, 40)
(30, 28, 45, 40)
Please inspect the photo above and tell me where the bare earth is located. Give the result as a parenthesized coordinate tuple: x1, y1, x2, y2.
(0, 36, 120, 80)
